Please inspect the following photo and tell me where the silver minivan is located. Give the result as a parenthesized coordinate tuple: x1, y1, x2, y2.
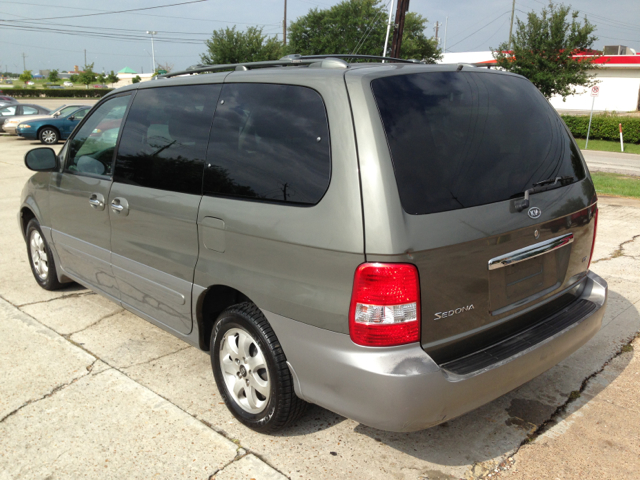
(20, 55, 607, 433)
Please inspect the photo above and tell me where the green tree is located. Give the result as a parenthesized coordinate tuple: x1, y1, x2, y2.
(493, 2, 599, 99)
(106, 71, 119, 86)
(399, 13, 440, 62)
(200, 26, 284, 65)
(19, 70, 32, 82)
(78, 63, 97, 89)
(69, 74, 79, 83)
(47, 69, 60, 83)
(97, 73, 106, 84)
(287, 0, 440, 62)
(131, 75, 142, 84)
(154, 62, 174, 75)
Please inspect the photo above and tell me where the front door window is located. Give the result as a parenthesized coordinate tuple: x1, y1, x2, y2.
(66, 96, 131, 177)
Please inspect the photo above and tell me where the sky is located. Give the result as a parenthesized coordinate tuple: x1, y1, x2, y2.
(0, 0, 638, 74)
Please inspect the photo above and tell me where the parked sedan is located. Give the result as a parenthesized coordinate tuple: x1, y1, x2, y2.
(0, 103, 50, 131)
(3, 104, 89, 135)
(16, 105, 91, 144)
(0, 95, 18, 107)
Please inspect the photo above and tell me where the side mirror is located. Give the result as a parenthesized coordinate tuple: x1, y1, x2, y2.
(25, 148, 58, 171)
(69, 115, 76, 121)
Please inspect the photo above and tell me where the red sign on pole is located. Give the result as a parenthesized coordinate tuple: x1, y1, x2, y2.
(590, 86, 600, 97)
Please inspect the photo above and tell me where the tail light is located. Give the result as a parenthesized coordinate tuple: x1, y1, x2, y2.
(587, 206, 599, 269)
(349, 263, 420, 347)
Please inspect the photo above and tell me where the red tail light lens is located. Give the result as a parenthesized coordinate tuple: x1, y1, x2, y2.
(588, 206, 599, 269)
(349, 263, 420, 347)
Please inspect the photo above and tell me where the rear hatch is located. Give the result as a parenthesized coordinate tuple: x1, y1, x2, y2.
(368, 69, 598, 364)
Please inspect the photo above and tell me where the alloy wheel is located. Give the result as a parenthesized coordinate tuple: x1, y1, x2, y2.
(30, 230, 49, 281)
(219, 327, 270, 414)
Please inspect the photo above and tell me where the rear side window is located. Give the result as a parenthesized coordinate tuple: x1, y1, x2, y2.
(371, 72, 586, 215)
(114, 85, 221, 195)
(203, 83, 331, 205)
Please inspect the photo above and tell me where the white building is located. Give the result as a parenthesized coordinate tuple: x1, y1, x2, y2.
(439, 47, 640, 113)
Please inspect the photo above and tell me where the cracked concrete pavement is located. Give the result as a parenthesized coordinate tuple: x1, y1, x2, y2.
(1, 134, 640, 479)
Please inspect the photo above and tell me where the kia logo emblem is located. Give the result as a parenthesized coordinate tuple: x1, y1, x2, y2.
(528, 207, 542, 219)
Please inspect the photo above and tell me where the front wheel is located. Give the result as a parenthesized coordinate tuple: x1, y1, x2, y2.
(39, 127, 59, 145)
(211, 303, 307, 432)
(26, 219, 64, 290)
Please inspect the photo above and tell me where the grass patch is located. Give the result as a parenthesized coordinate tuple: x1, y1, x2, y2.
(591, 172, 640, 199)
(579, 138, 640, 155)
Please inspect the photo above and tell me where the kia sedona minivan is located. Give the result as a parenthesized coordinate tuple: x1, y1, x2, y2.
(20, 54, 607, 433)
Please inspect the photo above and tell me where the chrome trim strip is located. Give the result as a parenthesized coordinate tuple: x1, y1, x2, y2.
(487, 233, 574, 271)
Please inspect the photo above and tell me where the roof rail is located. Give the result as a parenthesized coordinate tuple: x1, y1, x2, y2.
(299, 54, 423, 64)
(156, 53, 423, 79)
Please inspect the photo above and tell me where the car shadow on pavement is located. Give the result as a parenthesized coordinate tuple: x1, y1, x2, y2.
(346, 288, 640, 466)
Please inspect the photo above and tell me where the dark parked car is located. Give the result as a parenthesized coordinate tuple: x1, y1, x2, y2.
(0, 103, 50, 131)
(16, 106, 91, 144)
(19, 54, 606, 433)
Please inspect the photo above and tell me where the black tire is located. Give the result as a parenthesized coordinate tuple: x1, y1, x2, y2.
(38, 127, 59, 145)
(211, 302, 307, 432)
(25, 218, 65, 290)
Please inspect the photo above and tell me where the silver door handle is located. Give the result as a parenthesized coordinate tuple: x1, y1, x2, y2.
(110, 202, 124, 212)
(89, 193, 105, 210)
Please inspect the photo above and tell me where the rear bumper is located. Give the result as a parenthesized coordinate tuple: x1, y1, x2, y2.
(264, 271, 607, 432)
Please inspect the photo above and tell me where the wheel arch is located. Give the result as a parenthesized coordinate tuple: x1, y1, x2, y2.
(195, 284, 253, 352)
(19, 204, 39, 240)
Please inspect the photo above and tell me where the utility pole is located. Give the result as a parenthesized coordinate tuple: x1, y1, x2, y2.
(434, 21, 442, 46)
(22, 52, 27, 71)
(84, 49, 87, 66)
(390, 0, 410, 59)
(146, 31, 157, 72)
(443, 16, 448, 53)
(382, 0, 395, 61)
(508, 0, 516, 49)
(283, 0, 287, 46)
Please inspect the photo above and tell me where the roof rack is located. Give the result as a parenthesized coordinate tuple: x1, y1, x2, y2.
(300, 54, 423, 64)
(156, 54, 423, 79)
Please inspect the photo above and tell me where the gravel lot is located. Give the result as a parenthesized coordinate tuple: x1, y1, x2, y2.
(0, 134, 639, 480)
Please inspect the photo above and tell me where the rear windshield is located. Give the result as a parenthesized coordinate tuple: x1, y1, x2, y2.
(371, 71, 586, 215)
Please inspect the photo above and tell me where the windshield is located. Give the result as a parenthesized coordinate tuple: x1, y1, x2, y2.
(58, 106, 80, 117)
(50, 105, 67, 116)
(371, 71, 586, 215)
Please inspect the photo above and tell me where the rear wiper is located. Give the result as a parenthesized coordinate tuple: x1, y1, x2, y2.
(514, 176, 574, 212)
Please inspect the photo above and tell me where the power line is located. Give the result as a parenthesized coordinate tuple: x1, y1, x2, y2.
(0, 0, 274, 26)
(351, 0, 392, 56)
(0, 0, 207, 22)
(447, 10, 511, 51)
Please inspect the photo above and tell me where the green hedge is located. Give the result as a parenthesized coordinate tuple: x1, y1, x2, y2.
(7, 88, 115, 98)
(562, 115, 640, 144)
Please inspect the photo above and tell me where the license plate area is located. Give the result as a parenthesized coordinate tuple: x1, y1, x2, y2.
(489, 236, 572, 315)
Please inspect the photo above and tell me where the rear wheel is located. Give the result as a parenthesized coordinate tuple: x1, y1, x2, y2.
(211, 302, 307, 432)
(26, 219, 64, 290)
(39, 127, 59, 145)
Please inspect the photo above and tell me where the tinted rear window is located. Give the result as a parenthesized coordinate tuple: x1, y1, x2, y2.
(203, 83, 331, 205)
(371, 72, 586, 215)
(115, 85, 221, 195)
